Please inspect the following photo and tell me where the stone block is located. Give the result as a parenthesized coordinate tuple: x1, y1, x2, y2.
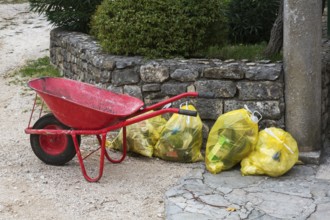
(71, 64, 77, 74)
(71, 55, 76, 64)
(102, 56, 116, 71)
(144, 96, 169, 105)
(94, 70, 101, 83)
(161, 83, 188, 96)
(203, 63, 245, 79)
(87, 65, 100, 78)
(258, 59, 271, 64)
(224, 100, 282, 120)
(114, 57, 141, 69)
(187, 84, 196, 92)
(142, 84, 161, 92)
(58, 63, 64, 72)
(57, 54, 64, 63)
(245, 65, 282, 81)
(107, 85, 123, 94)
(91, 55, 116, 71)
(124, 85, 143, 100)
(171, 68, 199, 82)
(144, 92, 166, 101)
(79, 52, 87, 61)
(259, 119, 285, 129)
(112, 68, 140, 86)
(224, 59, 235, 63)
(195, 80, 236, 98)
(81, 62, 88, 71)
(63, 52, 70, 63)
(100, 71, 111, 83)
(299, 151, 321, 165)
(237, 81, 283, 100)
(140, 61, 169, 83)
(196, 98, 223, 120)
(63, 62, 70, 71)
(76, 70, 84, 81)
(63, 69, 72, 78)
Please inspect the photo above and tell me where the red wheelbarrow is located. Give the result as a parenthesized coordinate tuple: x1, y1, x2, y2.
(25, 77, 212, 182)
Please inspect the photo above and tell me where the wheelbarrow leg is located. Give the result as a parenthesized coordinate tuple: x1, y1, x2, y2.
(102, 126, 127, 163)
(72, 133, 106, 182)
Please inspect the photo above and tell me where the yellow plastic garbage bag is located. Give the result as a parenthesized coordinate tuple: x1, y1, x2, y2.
(241, 127, 299, 177)
(107, 111, 167, 157)
(205, 108, 260, 174)
(153, 104, 203, 162)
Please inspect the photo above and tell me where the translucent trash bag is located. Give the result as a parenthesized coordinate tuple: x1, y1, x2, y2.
(241, 127, 299, 177)
(107, 111, 167, 157)
(153, 104, 203, 162)
(205, 107, 260, 174)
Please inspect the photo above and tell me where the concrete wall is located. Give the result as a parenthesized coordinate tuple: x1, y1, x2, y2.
(284, 0, 322, 152)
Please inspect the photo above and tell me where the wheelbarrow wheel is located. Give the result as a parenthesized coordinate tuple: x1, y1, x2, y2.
(30, 113, 81, 166)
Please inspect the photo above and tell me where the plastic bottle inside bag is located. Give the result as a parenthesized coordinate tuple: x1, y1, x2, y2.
(205, 106, 261, 174)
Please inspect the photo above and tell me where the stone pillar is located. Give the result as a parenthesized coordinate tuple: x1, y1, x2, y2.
(284, 0, 322, 151)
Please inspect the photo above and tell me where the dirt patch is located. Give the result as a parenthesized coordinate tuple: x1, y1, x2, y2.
(0, 4, 194, 219)
(0, 0, 28, 4)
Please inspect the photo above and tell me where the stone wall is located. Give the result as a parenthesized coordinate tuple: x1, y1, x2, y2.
(50, 28, 285, 136)
(322, 39, 330, 142)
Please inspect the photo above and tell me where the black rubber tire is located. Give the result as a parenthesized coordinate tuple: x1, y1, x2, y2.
(30, 113, 81, 165)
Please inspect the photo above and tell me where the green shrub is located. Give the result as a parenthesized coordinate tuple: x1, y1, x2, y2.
(90, 0, 228, 58)
(29, 0, 102, 33)
(227, 0, 280, 44)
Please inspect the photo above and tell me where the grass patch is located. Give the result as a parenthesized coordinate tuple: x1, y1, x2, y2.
(7, 56, 61, 86)
(201, 43, 282, 62)
(7, 56, 59, 113)
(19, 56, 60, 78)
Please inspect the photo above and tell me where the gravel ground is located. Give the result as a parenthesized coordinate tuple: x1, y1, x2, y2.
(0, 4, 194, 219)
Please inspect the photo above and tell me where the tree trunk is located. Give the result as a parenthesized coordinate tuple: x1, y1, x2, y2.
(263, 0, 283, 57)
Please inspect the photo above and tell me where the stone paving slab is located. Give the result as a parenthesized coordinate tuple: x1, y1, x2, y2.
(165, 163, 330, 220)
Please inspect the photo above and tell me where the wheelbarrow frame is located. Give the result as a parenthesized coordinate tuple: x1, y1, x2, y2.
(24, 78, 210, 182)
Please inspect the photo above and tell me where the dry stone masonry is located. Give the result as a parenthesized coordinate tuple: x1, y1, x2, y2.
(50, 28, 285, 135)
(322, 39, 330, 142)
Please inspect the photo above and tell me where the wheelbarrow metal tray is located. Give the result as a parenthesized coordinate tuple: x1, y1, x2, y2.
(28, 77, 144, 130)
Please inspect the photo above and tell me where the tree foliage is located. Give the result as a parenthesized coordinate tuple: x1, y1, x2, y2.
(227, 0, 280, 44)
(29, 0, 102, 33)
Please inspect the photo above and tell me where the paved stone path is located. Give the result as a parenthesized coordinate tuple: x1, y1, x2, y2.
(165, 138, 330, 220)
